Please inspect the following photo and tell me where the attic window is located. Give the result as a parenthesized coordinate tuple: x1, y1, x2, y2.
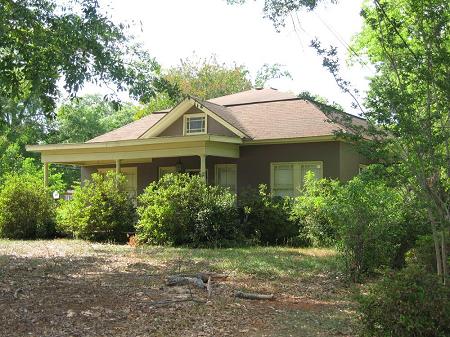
(184, 113, 206, 135)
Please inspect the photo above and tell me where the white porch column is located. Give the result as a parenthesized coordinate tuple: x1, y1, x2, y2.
(43, 162, 49, 187)
(199, 154, 206, 182)
(115, 159, 121, 174)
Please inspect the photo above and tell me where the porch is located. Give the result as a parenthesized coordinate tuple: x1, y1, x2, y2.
(26, 134, 241, 195)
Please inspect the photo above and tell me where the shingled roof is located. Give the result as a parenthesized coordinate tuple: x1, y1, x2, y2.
(86, 88, 366, 143)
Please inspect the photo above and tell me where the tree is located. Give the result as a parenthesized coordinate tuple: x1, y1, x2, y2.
(0, 0, 164, 119)
(164, 54, 253, 101)
(254, 63, 292, 88)
(227, 0, 449, 283)
(350, 0, 450, 283)
(50, 95, 137, 144)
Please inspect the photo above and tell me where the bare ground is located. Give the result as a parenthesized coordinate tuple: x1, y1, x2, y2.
(0, 240, 359, 337)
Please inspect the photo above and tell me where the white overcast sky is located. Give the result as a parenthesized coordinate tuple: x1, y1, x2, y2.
(83, 0, 372, 114)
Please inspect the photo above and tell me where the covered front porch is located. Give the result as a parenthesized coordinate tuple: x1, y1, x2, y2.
(26, 134, 241, 195)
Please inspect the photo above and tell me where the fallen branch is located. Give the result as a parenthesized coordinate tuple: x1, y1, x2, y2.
(235, 291, 275, 300)
(197, 272, 228, 283)
(165, 276, 205, 288)
(207, 276, 212, 299)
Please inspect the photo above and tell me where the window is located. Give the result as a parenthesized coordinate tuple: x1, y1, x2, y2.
(270, 161, 323, 197)
(98, 167, 137, 199)
(184, 113, 206, 135)
(215, 164, 237, 193)
(159, 166, 177, 179)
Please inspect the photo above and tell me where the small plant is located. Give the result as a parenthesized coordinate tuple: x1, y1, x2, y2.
(239, 184, 297, 245)
(291, 173, 340, 247)
(0, 173, 55, 239)
(56, 172, 136, 242)
(358, 265, 450, 337)
(136, 173, 240, 247)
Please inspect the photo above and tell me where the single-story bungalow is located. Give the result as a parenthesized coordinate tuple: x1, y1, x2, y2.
(27, 88, 367, 198)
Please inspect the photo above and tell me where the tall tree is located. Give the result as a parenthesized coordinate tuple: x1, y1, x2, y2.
(0, 0, 164, 120)
(350, 0, 450, 282)
(227, 0, 449, 282)
(50, 94, 137, 144)
(165, 55, 253, 101)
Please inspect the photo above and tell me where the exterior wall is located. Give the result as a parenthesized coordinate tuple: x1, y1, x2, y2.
(339, 142, 367, 182)
(159, 106, 236, 137)
(79, 141, 365, 195)
(237, 142, 341, 193)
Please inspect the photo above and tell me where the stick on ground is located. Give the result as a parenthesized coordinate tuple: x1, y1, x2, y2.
(235, 291, 275, 300)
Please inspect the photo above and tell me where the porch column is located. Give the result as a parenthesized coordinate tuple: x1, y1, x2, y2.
(115, 159, 121, 174)
(43, 162, 49, 187)
(199, 154, 206, 182)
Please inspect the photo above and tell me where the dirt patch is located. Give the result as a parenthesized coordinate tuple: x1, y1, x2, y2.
(0, 240, 358, 337)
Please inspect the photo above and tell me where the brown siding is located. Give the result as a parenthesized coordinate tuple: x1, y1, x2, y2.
(237, 142, 341, 193)
(339, 142, 366, 182)
(80, 141, 364, 195)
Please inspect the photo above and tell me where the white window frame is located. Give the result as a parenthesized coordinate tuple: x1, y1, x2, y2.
(215, 164, 237, 193)
(270, 161, 323, 197)
(183, 113, 207, 135)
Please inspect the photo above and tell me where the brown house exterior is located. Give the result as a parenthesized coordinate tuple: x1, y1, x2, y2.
(27, 88, 367, 197)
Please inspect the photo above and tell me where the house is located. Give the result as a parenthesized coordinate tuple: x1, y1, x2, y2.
(27, 88, 367, 197)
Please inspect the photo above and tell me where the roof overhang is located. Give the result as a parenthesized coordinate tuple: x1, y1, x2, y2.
(26, 135, 242, 165)
(241, 135, 337, 145)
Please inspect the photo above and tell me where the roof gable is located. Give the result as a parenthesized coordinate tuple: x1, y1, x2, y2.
(139, 97, 248, 139)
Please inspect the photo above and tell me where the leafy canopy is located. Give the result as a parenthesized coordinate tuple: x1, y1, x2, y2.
(0, 0, 164, 118)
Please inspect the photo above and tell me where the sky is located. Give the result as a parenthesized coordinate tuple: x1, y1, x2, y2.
(84, 0, 373, 114)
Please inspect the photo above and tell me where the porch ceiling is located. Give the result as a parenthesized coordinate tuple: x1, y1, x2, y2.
(26, 135, 241, 166)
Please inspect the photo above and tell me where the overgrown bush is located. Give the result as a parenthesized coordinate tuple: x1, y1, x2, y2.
(406, 234, 450, 273)
(291, 172, 340, 247)
(331, 176, 407, 280)
(136, 173, 239, 247)
(56, 172, 136, 242)
(239, 185, 297, 245)
(359, 265, 450, 337)
(0, 173, 55, 239)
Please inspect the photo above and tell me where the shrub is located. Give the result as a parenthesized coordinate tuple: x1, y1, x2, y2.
(136, 173, 240, 247)
(359, 266, 450, 337)
(331, 177, 406, 280)
(0, 173, 55, 239)
(56, 172, 136, 242)
(406, 235, 450, 273)
(291, 172, 340, 247)
(239, 185, 297, 245)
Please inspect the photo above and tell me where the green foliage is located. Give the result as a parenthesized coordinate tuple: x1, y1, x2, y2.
(239, 185, 297, 245)
(359, 265, 450, 337)
(332, 175, 412, 280)
(50, 94, 137, 143)
(133, 92, 175, 120)
(136, 174, 239, 247)
(406, 235, 450, 274)
(226, 1, 333, 30)
(164, 54, 252, 101)
(56, 172, 136, 242)
(254, 63, 292, 87)
(291, 172, 340, 247)
(0, 0, 163, 116)
(0, 173, 55, 239)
